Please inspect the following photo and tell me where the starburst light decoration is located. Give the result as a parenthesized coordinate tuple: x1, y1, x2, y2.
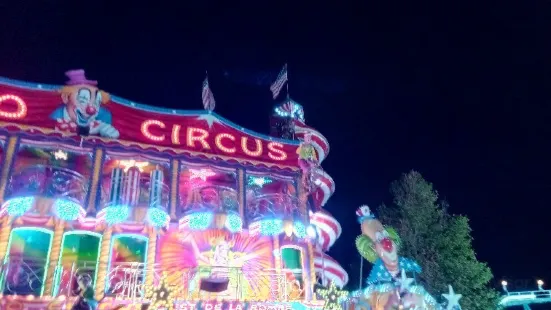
(317, 282, 349, 310)
(53, 149, 68, 160)
(146, 272, 178, 310)
(119, 159, 149, 172)
(247, 176, 273, 188)
(395, 269, 414, 292)
(442, 285, 462, 310)
(189, 168, 216, 181)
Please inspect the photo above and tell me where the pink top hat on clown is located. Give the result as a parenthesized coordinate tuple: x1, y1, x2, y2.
(64, 69, 98, 86)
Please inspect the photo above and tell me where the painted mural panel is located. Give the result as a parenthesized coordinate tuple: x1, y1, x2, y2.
(157, 230, 275, 300)
(178, 165, 238, 222)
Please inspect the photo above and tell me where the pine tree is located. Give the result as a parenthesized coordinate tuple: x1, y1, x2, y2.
(378, 170, 499, 309)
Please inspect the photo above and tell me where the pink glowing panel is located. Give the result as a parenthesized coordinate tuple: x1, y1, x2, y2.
(157, 230, 273, 300)
(178, 166, 237, 214)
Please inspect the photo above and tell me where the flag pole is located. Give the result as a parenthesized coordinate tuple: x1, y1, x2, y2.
(284, 63, 295, 140)
(359, 253, 363, 290)
(285, 63, 290, 101)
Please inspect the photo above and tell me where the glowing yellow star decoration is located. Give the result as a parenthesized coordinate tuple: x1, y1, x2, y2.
(145, 272, 178, 310)
(119, 159, 149, 172)
(53, 149, 68, 160)
(316, 282, 349, 310)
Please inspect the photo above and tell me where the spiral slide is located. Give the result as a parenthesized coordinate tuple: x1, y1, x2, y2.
(314, 249, 349, 288)
(293, 119, 335, 208)
(309, 210, 341, 251)
(285, 103, 347, 288)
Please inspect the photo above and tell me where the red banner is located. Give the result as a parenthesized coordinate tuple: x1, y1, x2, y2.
(0, 79, 299, 168)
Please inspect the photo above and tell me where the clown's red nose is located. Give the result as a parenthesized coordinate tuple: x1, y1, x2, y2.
(381, 238, 393, 252)
(85, 106, 97, 115)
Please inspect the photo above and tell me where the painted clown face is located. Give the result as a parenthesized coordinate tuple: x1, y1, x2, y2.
(374, 230, 399, 275)
(61, 85, 107, 126)
(361, 218, 400, 275)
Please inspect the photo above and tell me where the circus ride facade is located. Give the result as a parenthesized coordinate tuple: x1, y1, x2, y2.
(0, 69, 348, 309)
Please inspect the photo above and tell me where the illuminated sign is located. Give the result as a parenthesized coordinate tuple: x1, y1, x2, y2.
(0, 94, 27, 119)
(0, 81, 299, 167)
(141, 120, 288, 161)
(175, 301, 296, 310)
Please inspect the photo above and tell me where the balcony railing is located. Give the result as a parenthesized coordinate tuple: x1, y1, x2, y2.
(103, 263, 304, 302)
(247, 193, 303, 222)
(0, 258, 305, 302)
(53, 260, 98, 297)
(6, 165, 88, 204)
(0, 256, 47, 296)
(182, 185, 239, 214)
(102, 176, 170, 211)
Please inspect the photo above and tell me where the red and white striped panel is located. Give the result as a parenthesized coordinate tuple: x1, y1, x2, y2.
(314, 250, 349, 288)
(310, 210, 341, 251)
(293, 120, 330, 163)
(312, 167, 335, 207)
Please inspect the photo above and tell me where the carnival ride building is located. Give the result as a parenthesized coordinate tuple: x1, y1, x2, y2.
(0, 70, 348, 309)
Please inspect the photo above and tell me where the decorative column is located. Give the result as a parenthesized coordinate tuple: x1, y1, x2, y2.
(272, 236, 282, 300)
(273, 236, 282, 272)
(237, 168, 245, 223)
(145, 228, 157, 289)
(43, 220, 65, 295)
(0, 216, 12, 262)
(297, 173, 308, 222)
(0, 136, 19, 261)
(0, 136, 18, 203)
(308, 241, 316, 301)
(169, 159, 179, 220)
(87, 148, 104, 214)
(94, 227, 112, 299)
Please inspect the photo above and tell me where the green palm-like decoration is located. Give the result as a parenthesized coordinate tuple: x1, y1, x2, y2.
(355, 235, 377, 263)
(385, 226, 401, 248)
(355, 226, 401, 263)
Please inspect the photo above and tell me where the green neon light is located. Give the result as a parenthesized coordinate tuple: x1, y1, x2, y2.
(3, 227, 54, 297)
(53, 231, 102, 296)
(105, 234, 149, 294)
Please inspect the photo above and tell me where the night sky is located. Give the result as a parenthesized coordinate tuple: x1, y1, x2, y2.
(1, 1, 551, 293)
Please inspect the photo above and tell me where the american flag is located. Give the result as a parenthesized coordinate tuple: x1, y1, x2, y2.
(202, 77, 216, 111)
(270, 65, 288, 99)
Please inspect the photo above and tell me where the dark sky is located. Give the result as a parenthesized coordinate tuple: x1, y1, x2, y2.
(1, 1, 551, 293)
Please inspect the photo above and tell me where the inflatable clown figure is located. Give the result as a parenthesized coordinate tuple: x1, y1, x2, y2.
(296, 133, 318, 192)
(354, 205, 438, 310)
(50, 69, 120, 138)
(297, 133, 318, 170)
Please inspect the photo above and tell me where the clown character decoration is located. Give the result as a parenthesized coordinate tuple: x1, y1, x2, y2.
(296, 133, 318, 192)
(355, 205, 437, 310)
(50, 69, 120, 138)
(355, 205, 404, 278)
